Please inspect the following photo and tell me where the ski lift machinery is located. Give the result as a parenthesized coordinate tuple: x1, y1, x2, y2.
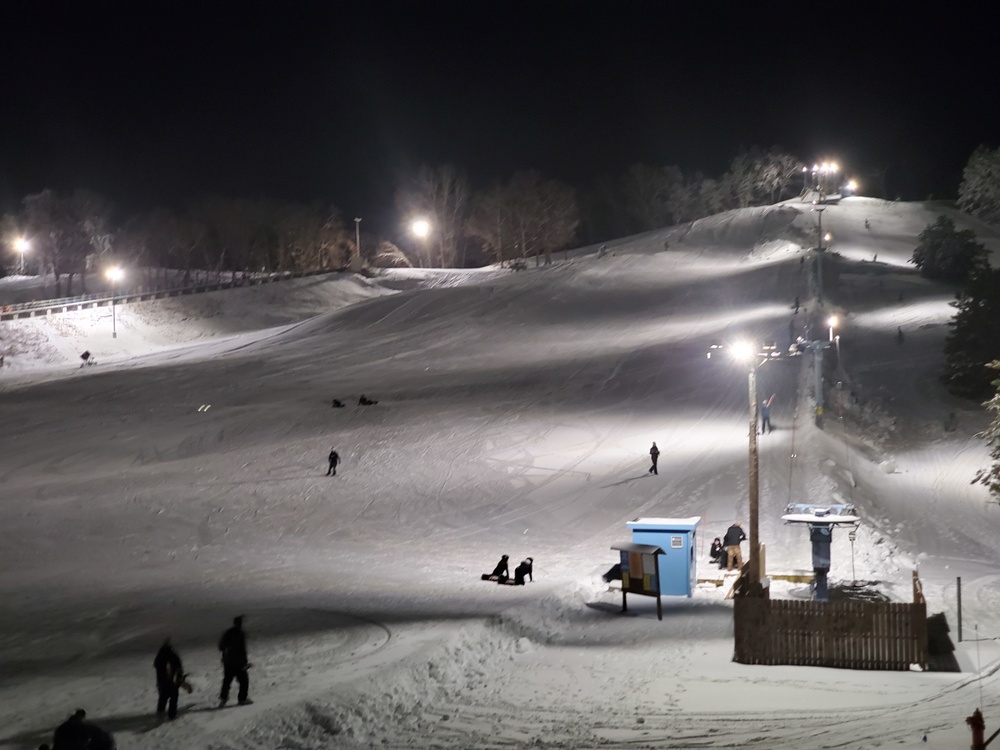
(781, 503, 859, 601)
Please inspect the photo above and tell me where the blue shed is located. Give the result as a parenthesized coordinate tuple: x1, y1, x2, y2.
(627, 516, 701, 597)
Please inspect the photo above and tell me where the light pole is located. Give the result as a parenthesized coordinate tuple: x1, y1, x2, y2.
(730, 341, 766, 585)
(14, 237, 29, 275)
(106, 266, 124, 338)
(352, 217, 362, 272)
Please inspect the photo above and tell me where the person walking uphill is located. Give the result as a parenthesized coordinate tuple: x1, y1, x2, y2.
(218, 616, 251, 707)
(326, 448, 340, 476)
(153, 638, 184, 720)
(648, 442, 660, 475)
(723, 521, 746, 571)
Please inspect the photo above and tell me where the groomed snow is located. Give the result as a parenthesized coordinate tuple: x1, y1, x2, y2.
(2, 196, 1000, 748)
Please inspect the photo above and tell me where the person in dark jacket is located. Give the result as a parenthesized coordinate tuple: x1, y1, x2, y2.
(709, 537, 726, 569)
(358, 394, 378, 405)
(491, 555, 509, 580)
(723, 521, 747, 571)
(218, 616, 251, 707)
(326, 449, 340, 476)
(514, 557, 533, 585)
(153, 638, 184, 720)
(52, 710, 88, 750)
(648, 442, 660, 475)
(759, 394, 775, 434)
(52, 710, 114, 750)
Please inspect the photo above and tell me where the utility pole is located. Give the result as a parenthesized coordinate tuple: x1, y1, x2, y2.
(352, 217, 363, 273)
(748, 366, 760, 582)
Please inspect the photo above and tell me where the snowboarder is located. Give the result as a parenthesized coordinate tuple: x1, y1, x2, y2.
(897, 326, 904, 344)
(793, 296, 800, 314)
(153, 638, 185, 720)
(723, 521, 746, 571)
(326, 449, 340, 476)
(218, 616, 251, 708)
(648, 442, 660, 475)
(491, 555, 510, 580)
(358, 394, 378, 406)
(709, 538, 726, 569)
(865, 218, 871, 229)
(514, 557, 533, 585)
(759, 394, 775, 434)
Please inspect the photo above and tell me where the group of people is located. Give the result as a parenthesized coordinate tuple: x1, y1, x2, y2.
(154, 615, 253, 720)
(45, 615, 253, 747)
(330, 394, 379, 408)
(709, 521, 747, 571)
(489, 554, 534, 585)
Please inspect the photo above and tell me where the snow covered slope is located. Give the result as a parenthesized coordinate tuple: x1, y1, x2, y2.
(1, 197, 999, 749)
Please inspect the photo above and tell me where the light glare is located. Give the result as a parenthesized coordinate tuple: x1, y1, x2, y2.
(411, 219, 431, 239)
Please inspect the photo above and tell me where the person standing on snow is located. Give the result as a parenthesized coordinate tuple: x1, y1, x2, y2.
(759, 394, 775, 434)
(218, 616, 252, 707)
(153, 638, 185, 720)
(326, 449, 340, 476)
(723, 521, 747, 571)
(648, 442, 660, 475)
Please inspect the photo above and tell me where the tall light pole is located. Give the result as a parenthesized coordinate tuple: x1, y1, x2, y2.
(410, 217, 431, 265)
(106, 266, 124, 338)
(730, 341, 765, 584)
(14, 237, 29, 275)
(352, 217, 362, 272)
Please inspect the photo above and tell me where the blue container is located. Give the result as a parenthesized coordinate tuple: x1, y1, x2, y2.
(627, 517, 701, 597)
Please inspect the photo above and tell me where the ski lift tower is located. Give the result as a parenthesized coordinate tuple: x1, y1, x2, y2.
(781, 503, 859, 601)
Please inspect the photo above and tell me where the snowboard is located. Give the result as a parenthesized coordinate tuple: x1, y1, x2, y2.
(480, 574, 524, 585)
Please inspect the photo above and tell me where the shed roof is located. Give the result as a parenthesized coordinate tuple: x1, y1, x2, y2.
(611, 542, 664, 555)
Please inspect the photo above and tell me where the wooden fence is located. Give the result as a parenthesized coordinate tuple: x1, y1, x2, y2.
(734, 572, 928, 670)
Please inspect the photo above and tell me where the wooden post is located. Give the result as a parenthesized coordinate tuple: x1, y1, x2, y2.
(957, 576, 963, 643)
(622, 590, 627, 613)
(656, 594, 662, 621)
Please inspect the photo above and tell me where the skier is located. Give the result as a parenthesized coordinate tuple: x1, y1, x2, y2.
(648, 442, 660, 475)
(723, 521, 746, 571)
(218, 616, 251, 708)
(793, 296, 800, 314)
(514, 557, 534, 585)
(326, 449, 340, 476)
(865, 218, 870, 229)
(759, 394, 775, 434)
(491, 555, 510, 580)
(153, 638, 184, 720)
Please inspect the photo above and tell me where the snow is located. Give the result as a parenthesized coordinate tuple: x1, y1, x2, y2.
(2, 196, 1000, 748)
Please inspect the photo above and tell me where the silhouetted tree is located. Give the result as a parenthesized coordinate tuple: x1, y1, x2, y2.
(942, 269, 1000, 399)
(911, 215, 989, 282)
(974, 362, 1000, 501)
(958, 145, 1000, 226)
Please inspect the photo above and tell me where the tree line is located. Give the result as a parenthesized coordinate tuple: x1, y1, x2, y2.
(1, 146, 809, 293)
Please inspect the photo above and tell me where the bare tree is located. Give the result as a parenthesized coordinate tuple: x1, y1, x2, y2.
(398, 164, 470, 267)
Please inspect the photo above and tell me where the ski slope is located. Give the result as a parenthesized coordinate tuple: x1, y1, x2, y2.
(1, 197, 1000, 749)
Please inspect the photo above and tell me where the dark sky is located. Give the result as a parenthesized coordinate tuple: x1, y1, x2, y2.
(2, 1, 998, 229)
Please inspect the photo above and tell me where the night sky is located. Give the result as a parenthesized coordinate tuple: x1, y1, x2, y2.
(2, 1, 998, 231)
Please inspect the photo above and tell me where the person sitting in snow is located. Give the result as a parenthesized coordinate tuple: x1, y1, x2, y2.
(709, 538, 726, 569)
(358, 394, 378, 406)
(514, 557, 533, 585)
(491, 555, 509, 581)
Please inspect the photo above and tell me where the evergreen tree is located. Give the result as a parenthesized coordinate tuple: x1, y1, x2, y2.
(911, 215, 989, 282)
(943, 269, 1000, 398)
(958, 146, 1000, 226)
(974, 363, 1000, 501)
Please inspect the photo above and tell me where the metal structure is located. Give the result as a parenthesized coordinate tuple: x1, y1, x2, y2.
(781, 503, 859, 601)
